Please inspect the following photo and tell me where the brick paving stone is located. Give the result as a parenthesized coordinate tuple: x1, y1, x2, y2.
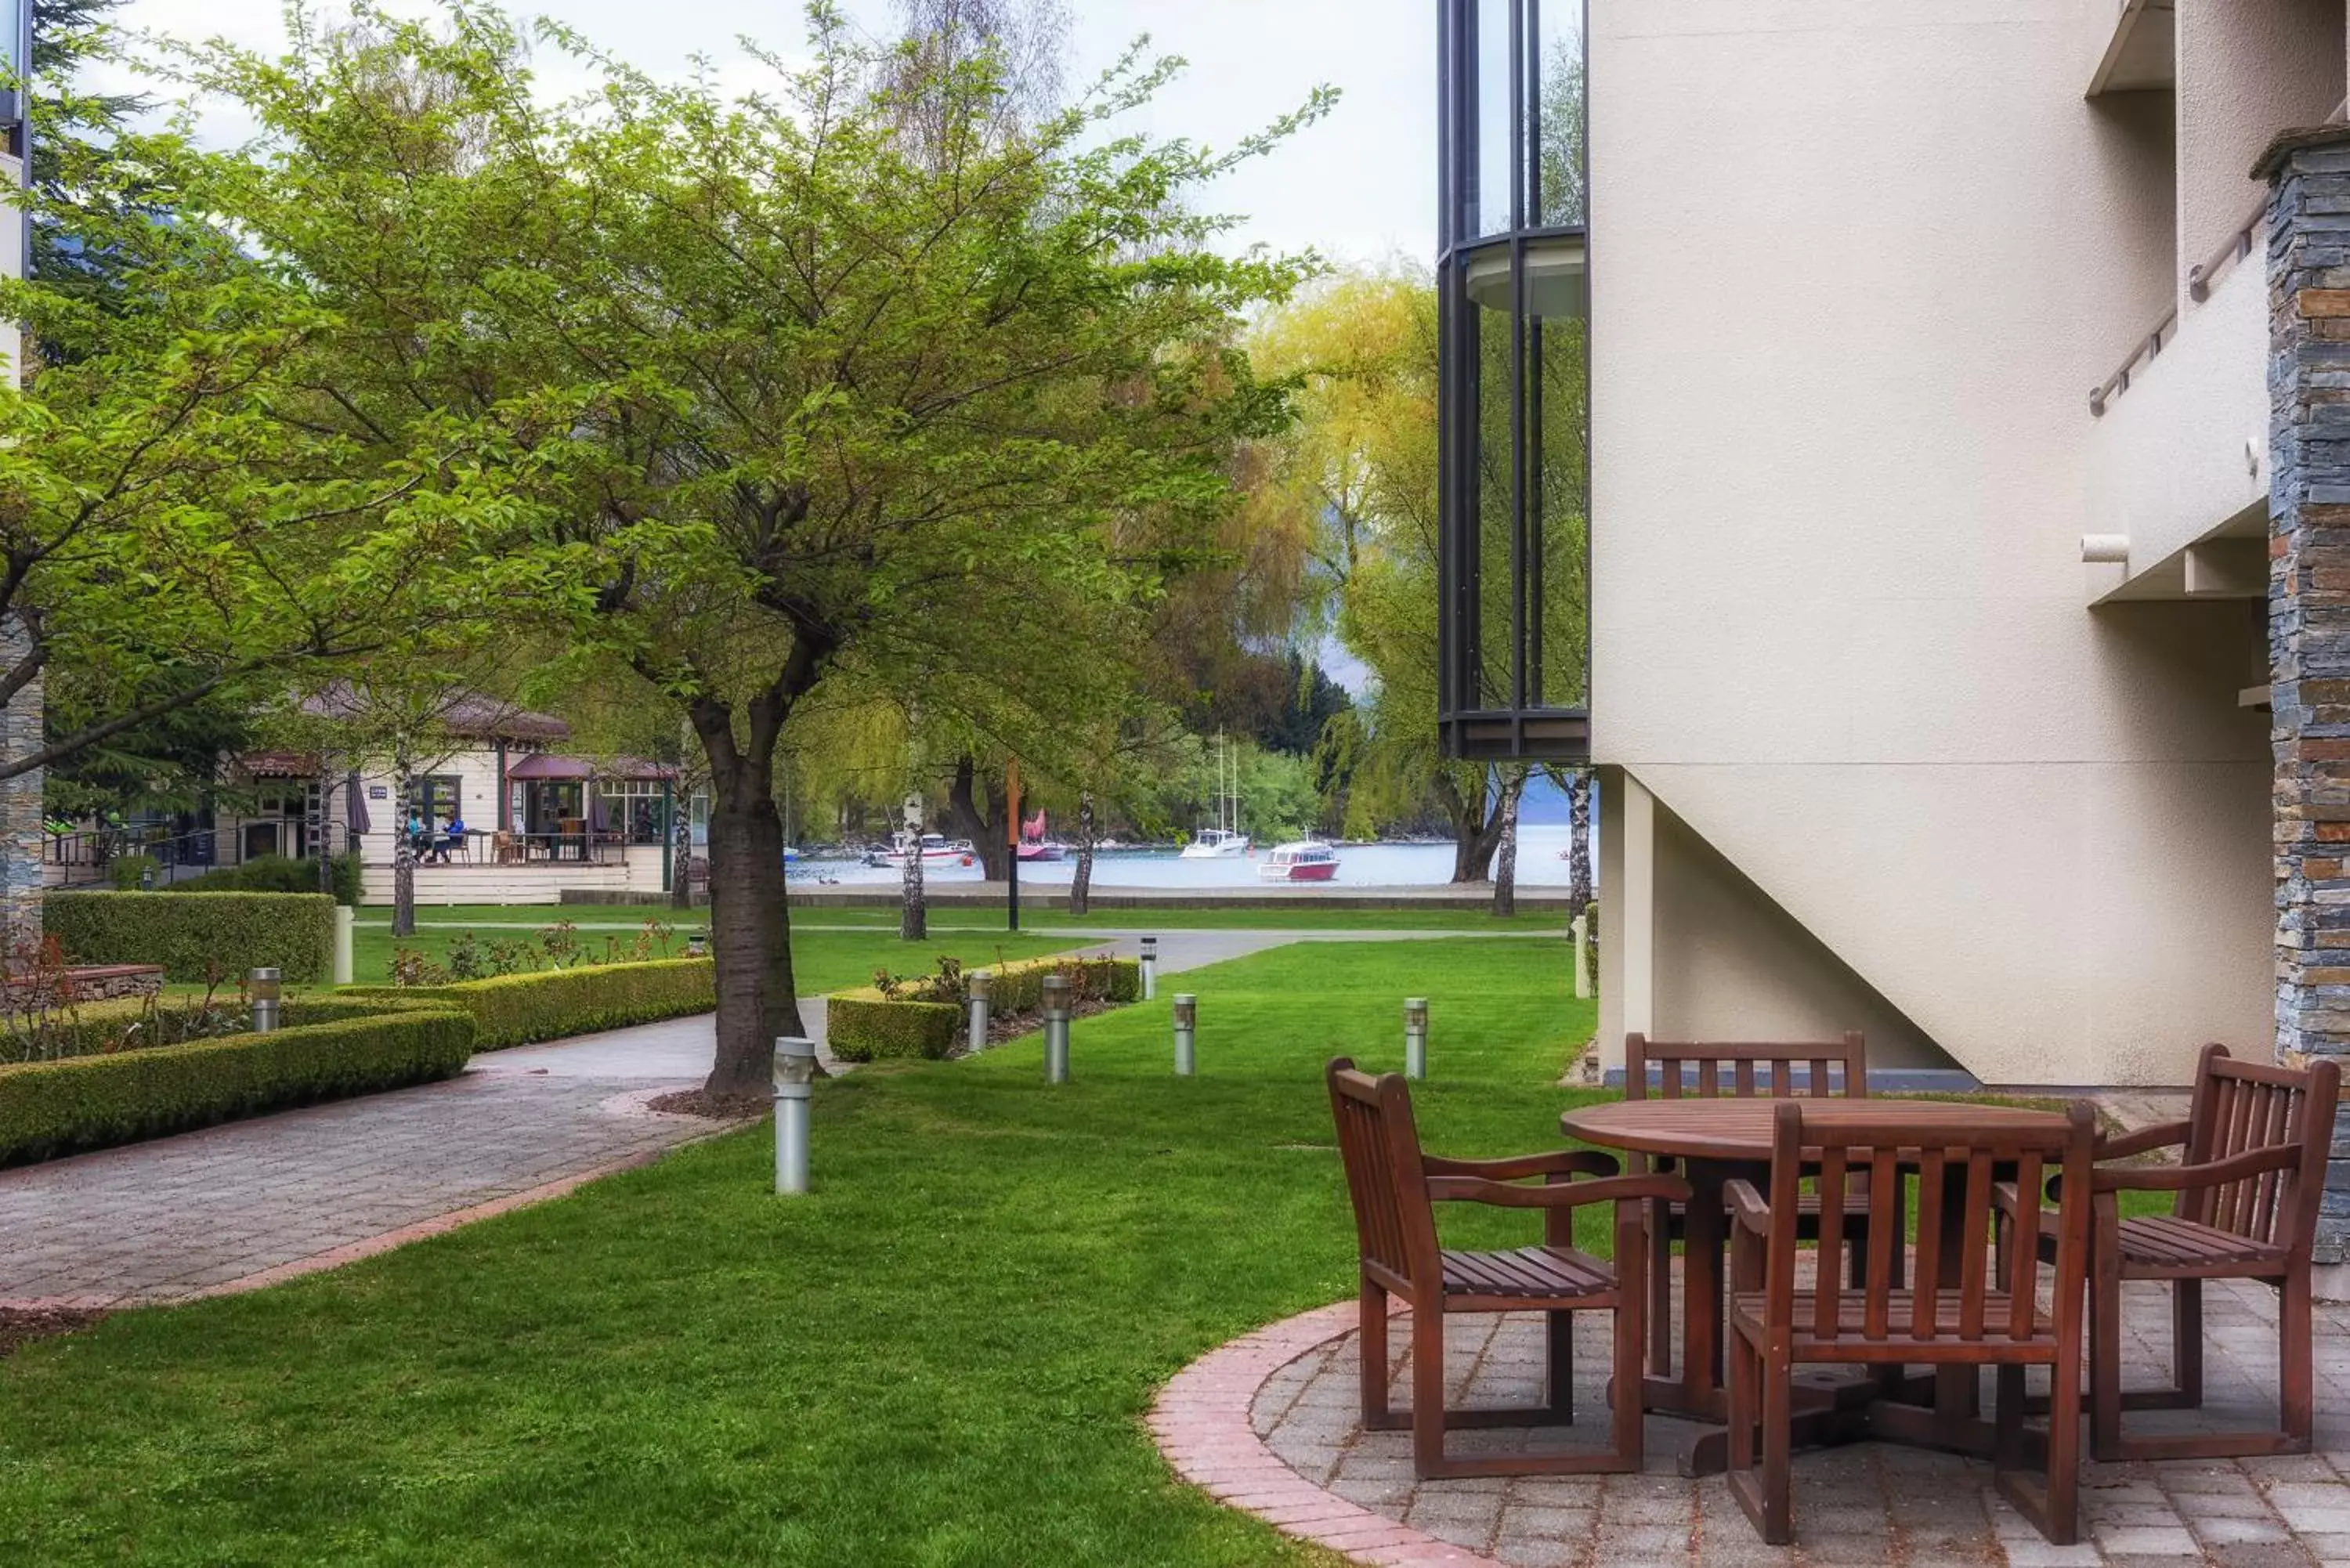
(1164, 1274, 2350, 1566)
(0, 1038, 719, 1306)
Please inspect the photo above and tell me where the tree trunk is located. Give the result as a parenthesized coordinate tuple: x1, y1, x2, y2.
(391, 752, 416, 938)
(1567, 768, 1593, 911)
(942, 755, 1010, 880)
(1491, 771, 1524, 917)
(671, 789, 695, 909)
(1069, 790, 1096, 917)
(900, 790, 927, 941)
(691, 695, 810, 1097)
(1435, 768, 1505, 884)
(313, 760, 333, 896)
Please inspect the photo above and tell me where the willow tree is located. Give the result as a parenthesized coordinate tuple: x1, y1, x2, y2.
(181, 2, 1324, 1093)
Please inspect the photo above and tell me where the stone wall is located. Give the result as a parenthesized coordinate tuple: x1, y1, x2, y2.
(2263, 125, 2350, 1263)
(0, 615, 42, 948)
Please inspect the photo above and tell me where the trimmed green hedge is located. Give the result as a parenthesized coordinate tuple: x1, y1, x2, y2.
(0, 993, 434, 1067)
(45, 891, 335, 985)
(826, 995, 960, 1063)
(345, 958, 714, 1051)
(829, 956, 1141, 1064)
(0, 1007, 475, 1166)
(175, 852, 363, 906)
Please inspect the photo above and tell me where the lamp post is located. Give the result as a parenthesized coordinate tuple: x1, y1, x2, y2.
(686, 930, 709, 959)
(1405, 996, 1429, 1081)
(249, 968, 281, 1034)
(967, 968, 992, 1054)
(1042, 973, 1071, 1083)
(1172, 992, 1197, 1076)
(772, 1035, 816, 1194)
(1141, 935, 1159, 1000)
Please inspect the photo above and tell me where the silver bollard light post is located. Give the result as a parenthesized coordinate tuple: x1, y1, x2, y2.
(1141, 935, 1159, 1001)
(1172, 992, 1196, 1076)
(967, 969, 992, 1055)
(772, 1036, 816, 1195)
(1404, 997, 1429, 1081)
(1042, 973, 1072, 1084)
(249, 968, 281, 1034)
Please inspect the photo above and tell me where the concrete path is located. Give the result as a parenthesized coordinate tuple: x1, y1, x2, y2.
(0, 926, 1402, 1308)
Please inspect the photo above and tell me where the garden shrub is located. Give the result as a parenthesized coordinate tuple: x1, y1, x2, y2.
(344, 957, 714, 1050)
(0, 1006, 475, 1165)
(826, 995, 960, 1062)
(45, 891, 336, 985)
(174, 852, 363, 906)
(0, 991, 434, 1068)
(107, 854, 157, 891)
(830, 955, 1140, 1064)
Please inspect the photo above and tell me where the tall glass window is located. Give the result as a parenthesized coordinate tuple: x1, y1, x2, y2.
(1437, 0, 1589, 761)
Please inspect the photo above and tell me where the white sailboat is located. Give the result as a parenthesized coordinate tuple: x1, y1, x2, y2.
(1180, 733, 1253, 858)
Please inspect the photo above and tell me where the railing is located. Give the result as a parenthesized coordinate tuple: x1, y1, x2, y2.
(43, 828, 228, 888)
(2093, 95, 2350, 417)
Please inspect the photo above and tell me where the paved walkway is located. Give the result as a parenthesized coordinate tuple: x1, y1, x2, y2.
(0, 928, 1384, 1308)
(1159, 1278, 2350, 1567)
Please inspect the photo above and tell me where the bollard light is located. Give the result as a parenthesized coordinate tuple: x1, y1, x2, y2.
(332, 905, 356, 987)
(686, 931, 709, 959)
(1141, 935, 1159, 1001)
(1172, 992, 1197, 1076)
(967, 969, 992, 1055)
(249, 968, 281, 1034)
(1042, 973, 1072, 1084)
(772, 1036, 817, 1195)
(1404, 996, 1429, 1081)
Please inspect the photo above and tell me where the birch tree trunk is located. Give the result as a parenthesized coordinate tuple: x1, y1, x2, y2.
(1491, 770, 1524, 918)
(671, 789, 695, 909)
(900, 792, 927, 941)
(391, 746, 417, 938)
(1567, 768, 1593, 911)
(1069, 790, 1096, 917)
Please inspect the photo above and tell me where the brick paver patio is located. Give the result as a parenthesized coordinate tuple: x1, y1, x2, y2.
(1156, 1277, 2350, 1566)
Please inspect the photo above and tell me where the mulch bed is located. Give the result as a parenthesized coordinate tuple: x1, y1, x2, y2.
(644, 1089, 769, 1121)
(0, 1306, 106, 1359)
(975, 993, 1126, 1050)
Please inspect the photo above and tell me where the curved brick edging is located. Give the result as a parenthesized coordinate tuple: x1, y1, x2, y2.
(1148, 1300, 1507, 1568)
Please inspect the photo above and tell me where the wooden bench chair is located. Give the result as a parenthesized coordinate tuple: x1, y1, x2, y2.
(1325, 1057, 1689, 1478)
(2015, 1043, 2340, 1462)
(1725, 1100, 2096, 1546)
(1624, 1031, 1892, 1378)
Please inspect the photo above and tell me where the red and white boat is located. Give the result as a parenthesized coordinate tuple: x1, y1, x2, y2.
(1258, 840, 1340, 883)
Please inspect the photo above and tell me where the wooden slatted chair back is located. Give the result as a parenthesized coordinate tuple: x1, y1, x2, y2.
(2178, 1045, 2341, 1252)
(1326, 1057, 1442, 1292)
(1761, 1099, 2095, 1347)
(1627, 1031, 1867, 1100)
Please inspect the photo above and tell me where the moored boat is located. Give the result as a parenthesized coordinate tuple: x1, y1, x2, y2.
(1180, 827, 1252, 859)
(880, 832, 978, 868)
(1258, 840, 1340, 883)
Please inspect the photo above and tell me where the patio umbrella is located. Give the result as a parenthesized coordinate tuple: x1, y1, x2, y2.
(587, 785, 609, 835)
(345, 771, 371, 836)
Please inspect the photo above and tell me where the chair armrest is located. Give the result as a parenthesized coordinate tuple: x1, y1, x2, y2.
(2096, 1119, 2192, 1162)
(2092, 1143, 2300, 1194)
(1723, 1179, 1771, 1237)
(1421, 1149, 1621, 1182)
(1427, 1172, 1691, 1210)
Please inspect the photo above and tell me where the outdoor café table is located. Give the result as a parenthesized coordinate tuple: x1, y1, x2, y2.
(1558, 1097, 2073, 1476)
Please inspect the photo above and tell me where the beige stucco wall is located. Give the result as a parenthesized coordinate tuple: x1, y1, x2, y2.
(2176, 0, 2342, 284)
(1589, 0, 2272, 1087)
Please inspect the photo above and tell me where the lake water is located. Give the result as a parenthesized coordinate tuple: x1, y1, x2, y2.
(787, 824, 1592, 891)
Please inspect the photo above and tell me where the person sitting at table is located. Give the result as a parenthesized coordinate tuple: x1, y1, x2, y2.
(434, 814, 467, 864)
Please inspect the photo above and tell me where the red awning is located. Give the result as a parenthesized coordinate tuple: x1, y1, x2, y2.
(504, 753, 678, 783)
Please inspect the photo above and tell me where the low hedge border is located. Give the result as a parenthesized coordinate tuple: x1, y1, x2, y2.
(344, 957, 715, 1051)
(45, 891, 335, 985)
(830, 955, 1141, 1064)
(0, 993, 436, 1068)
(0, 1007, 476, 1166)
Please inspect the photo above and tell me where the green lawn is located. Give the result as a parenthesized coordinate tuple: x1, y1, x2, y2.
(345, 917, 1089, 992)
(0, 938, 1592, 1566)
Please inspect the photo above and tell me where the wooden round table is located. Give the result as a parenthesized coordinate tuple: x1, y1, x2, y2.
(1559, 1097, 2073, 1476)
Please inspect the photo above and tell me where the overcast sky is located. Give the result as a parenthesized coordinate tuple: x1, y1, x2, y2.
(107, 0, 1441, 272)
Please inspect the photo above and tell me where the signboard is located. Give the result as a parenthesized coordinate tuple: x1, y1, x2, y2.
(368, 785, 388, 800)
